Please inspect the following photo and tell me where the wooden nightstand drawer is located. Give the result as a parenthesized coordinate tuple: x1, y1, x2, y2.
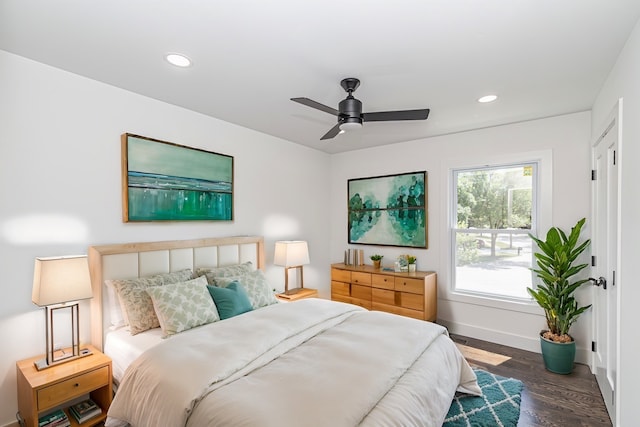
(331, 268, 351, 282)
(371, 274, 394, 290)
(351, 272, 371, 286)
(37, 366, 109, 411)
(395, 277, 424, 294)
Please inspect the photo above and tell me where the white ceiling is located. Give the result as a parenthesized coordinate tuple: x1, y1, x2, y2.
(2, 1, 639, 154)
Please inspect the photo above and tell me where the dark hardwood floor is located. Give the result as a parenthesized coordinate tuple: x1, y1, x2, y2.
(450, 334, 611, 427)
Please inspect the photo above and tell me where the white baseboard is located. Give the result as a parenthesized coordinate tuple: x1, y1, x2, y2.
(1, 420, 20, 427)
(439, 319, 591, 365)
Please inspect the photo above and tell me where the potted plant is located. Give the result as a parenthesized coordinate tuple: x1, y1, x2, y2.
(406, 255, 417, 272)
(527, 217, 591, 374)
(370, 254, 383, 269)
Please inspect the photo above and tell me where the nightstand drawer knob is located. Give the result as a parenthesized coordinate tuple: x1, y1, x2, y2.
(75, 383, 79, 387)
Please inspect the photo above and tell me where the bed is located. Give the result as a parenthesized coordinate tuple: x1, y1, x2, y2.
(88, 235, 480, 427)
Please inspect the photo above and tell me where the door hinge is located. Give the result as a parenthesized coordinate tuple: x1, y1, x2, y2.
(592, 256, 596, 267)
(592, 341, 597, 352)
(612, 270, 616, 287)
(591, 169, 597, 180)
(613, 150, 616, 166)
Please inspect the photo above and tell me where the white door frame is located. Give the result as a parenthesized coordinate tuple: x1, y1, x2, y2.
(591, 99, 622, 425)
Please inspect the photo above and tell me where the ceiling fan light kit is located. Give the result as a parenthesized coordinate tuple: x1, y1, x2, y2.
(291, 78, 430, 140)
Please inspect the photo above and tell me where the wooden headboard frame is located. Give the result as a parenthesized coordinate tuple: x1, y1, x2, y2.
(87, 235, 265, 351)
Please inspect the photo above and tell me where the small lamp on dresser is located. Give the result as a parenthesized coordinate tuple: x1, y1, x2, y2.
(274, 240, 310, 296)
(31, 255, 93, 370)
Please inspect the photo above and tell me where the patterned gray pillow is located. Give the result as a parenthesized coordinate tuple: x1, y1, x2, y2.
(195, 262, 254, 284)
(146, 276, 220, 337)
(110, 269, 193, 335)
(214, 270, 278, 309)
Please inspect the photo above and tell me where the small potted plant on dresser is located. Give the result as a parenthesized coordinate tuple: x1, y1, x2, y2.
(407, 255, 417, 272)
(527, 218, 591, 374)
(370, 254, 383, 269)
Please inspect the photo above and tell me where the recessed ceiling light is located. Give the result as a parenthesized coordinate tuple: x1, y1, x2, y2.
(165, 53, 192, 68)
(478, 94, 498, 103)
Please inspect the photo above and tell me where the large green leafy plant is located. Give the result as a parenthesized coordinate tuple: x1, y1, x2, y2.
(528, 218, 591, 342)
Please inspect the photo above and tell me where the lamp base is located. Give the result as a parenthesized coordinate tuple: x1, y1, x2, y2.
(34, 347, 92, 371)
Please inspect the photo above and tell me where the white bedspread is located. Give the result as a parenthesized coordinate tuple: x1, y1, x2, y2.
(107, 299, 479, 427)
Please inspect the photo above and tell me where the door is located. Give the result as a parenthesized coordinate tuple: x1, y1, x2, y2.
(592, 101, 620, 424)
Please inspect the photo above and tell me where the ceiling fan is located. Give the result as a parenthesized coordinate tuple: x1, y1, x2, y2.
(291, 78, 430, 140)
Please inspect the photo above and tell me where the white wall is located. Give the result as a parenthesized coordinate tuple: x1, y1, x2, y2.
(591, 17, 640, 427)
(330, 111, 592, 357)
(0, 50, 330, 426)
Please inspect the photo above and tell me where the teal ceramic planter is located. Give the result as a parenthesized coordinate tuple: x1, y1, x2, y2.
(540, 333, 576, 374)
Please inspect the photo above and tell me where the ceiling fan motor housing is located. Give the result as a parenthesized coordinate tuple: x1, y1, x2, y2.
(339, 96, 363, 124)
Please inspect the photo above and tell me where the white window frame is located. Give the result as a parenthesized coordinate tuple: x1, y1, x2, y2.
(440, 150, 552, 313)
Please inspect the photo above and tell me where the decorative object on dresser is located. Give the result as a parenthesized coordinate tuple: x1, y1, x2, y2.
(16, 345, 112, 427)
(121, 133, 234, 222)
(370, 254, 383, 269)
(348, 171, 427, 248)
(31, 255, 93, 370)
(330, 263, 437, 321)
(273, 240, 310, 296)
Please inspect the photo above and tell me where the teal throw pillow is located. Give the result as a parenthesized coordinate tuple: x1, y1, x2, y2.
(207, 281, 253, 320)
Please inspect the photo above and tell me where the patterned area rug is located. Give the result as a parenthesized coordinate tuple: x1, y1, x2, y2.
(444, 368, 523, 427)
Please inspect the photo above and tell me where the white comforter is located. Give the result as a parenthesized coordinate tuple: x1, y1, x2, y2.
(107, 299, 480, 427)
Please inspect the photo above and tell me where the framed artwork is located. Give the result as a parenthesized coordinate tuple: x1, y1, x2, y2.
(121, 133, 233, 222)
(348, 171, 427, 248)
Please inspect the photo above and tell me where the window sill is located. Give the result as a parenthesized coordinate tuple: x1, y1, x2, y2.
(444, 290, 543, 316)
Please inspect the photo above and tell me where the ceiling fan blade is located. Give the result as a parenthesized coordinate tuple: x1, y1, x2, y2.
(362, 109, 430, 122)
(291, 97, 339, 116)
(320, 123, 342, 140)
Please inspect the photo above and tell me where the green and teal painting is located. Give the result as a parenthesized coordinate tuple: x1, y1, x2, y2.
(124, 134, 233, 221)
(348, 171, 427, 248)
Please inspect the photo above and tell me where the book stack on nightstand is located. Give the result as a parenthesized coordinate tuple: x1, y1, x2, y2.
(68, 399, 102, 424)
(38, 409, 70, 427)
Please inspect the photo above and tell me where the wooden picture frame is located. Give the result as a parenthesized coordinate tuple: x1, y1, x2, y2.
(121, 133, 233, 222)
(348, 171, 427, 248)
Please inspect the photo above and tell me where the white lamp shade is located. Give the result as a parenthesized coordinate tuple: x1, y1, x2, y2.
(274, 241, 310, 267)
(32, 255, 93, 306)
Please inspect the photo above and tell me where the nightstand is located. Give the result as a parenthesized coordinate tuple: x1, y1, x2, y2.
(16, 344, 112, 427)
(276, 288, 318, 301)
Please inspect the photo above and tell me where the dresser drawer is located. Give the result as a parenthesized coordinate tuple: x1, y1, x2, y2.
(331, 268, 351, 282)
(399, 292, 424, 311)
(331, 281, 350, 297)
(394, 277, 424, 294)
(351, 272, 371, 286)
(371, 274, 394, 290)
(372, 288, 395, 305)
(37, 366, 109, 411)
(351, 284, 372, 300)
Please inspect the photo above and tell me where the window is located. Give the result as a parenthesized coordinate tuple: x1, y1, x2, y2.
(452, 162, 537, 299)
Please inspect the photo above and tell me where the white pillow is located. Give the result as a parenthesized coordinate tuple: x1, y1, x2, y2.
(146, 276, 220, 337)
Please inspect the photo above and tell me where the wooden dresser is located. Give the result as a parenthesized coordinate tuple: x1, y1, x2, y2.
(330, 263, 437, 322)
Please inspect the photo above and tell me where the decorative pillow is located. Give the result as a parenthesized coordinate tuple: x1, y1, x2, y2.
(195, 262, 254, 284)
(146, 276, 220, 337)
(214, 270, 278, 309)
(207, 281, 253, 320)
(109, 269, 194, 335)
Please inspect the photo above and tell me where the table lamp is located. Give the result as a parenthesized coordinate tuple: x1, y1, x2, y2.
(32, 255, 93, 370)
(274, 241, 310, 295)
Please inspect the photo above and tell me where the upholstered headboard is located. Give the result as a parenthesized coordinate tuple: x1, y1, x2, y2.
(88, 236, 265, 350)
